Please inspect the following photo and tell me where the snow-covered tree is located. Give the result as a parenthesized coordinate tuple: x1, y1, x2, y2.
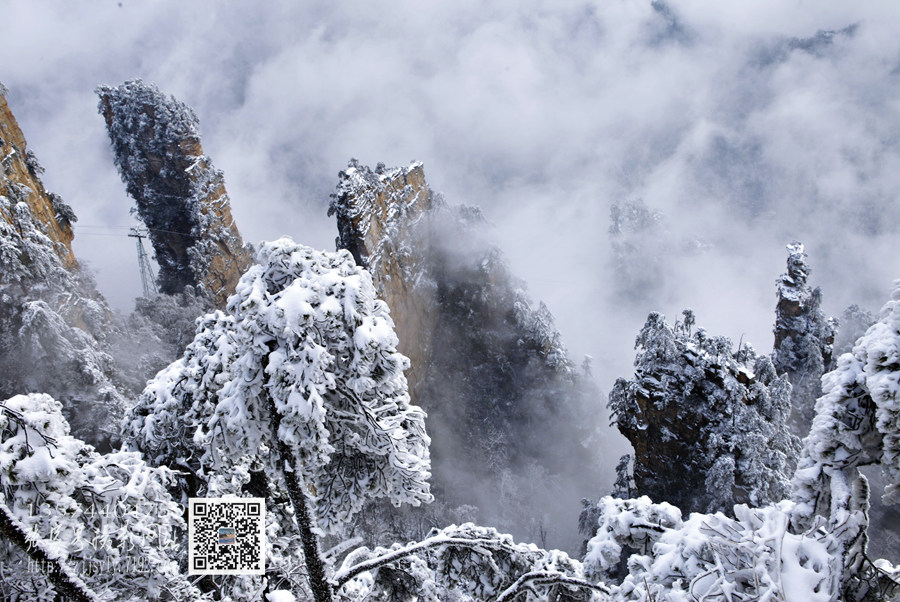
(609, 311, 799, 515)
(834, 303, 875, 358)
(0, 393, 200, 601)
(127, 237, 432, 601)
(608, 199, 666, 306)
(792, 281, 900, 599)
(773, 241, 837, 436)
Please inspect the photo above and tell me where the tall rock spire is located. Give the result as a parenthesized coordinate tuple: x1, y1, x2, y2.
(97, 80, 252, 307)
(773, 241, 836, 436)
(329, 160, 438, 398)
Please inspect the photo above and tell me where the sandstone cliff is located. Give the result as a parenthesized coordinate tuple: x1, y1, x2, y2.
(97, 80, 253, 307)
(329, 160, 438, 398)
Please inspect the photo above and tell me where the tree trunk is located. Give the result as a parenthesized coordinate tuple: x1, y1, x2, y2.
(0, 502, 99, 602)
(264, 393, 334, 602)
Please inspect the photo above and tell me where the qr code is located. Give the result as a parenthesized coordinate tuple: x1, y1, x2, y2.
(188, 498, 266, 575)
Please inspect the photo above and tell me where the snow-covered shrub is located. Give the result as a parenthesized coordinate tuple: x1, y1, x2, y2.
(0, 393, 201, 601)
(584, 497, 839, 601)
(582, 496, 682, 582)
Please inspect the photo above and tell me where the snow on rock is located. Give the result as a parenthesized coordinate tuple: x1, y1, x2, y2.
(97, 79, 253, 306)
(609, 311, 799, 515)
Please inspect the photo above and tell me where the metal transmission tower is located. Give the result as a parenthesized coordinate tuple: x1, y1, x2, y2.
(128, 227, 158, 298)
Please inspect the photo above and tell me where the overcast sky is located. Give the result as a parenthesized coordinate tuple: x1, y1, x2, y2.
(5, 0, 900, 423)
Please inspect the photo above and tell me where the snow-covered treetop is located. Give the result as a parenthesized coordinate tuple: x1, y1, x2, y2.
(787, 280, 900, 596)
(582, 495, 843, 601)
(128, 237, 432, 532)
(336, 522, 600, 601)
(794, 280, 900, 513)
(0, 194, 123, 448)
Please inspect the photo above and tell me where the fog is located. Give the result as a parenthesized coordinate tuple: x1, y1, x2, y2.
(5, 0, 900, 545)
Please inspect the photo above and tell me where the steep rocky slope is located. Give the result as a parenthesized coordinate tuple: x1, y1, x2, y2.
(329, 160, 600, 543)
(0, 84, 124, 449)
(329, 161, 438, 399)
(97, 80, 253, 307)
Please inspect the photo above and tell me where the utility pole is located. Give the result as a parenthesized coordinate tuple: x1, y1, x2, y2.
(128, 227, 158, 298)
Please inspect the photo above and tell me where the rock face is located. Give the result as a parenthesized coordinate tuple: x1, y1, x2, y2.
(329, 160, 599, 545)
(97, 80, 253, 307)
(0, 89, 77, 270)
(0, 84, 124, 450)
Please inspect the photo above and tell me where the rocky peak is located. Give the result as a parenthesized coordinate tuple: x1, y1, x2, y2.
(609, 311, 798, 515)
(97, 80, 252, 307)
(329, 160, 437, 397)
(773, 241, 836, 435)
(0, 86, 77, 270)
(328, 160, 600, 546)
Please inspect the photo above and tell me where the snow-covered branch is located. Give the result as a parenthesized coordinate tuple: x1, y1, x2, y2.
(335, 523, 598, 601)
(0, 502, 100, 602)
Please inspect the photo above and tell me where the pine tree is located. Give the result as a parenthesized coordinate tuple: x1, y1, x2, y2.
(608, 199, 665, 305)
(772, 241, 837, 436)
(0, 183, 124, 451)
(126, 237, 433, 601)
(609, 310, 798, 515)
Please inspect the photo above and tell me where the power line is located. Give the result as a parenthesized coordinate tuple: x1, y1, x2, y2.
(73, 224, 192, 236)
